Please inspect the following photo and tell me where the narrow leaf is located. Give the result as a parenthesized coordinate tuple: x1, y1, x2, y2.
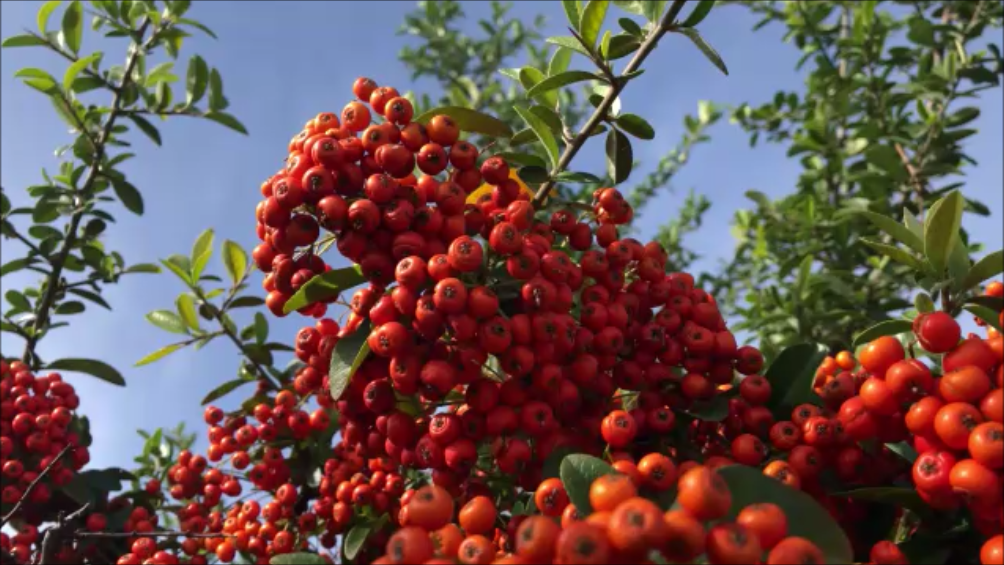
(129, 114, 162, 145)
(207, 68, 224, 110)
(859, 239, 923, 269)
(549, 46, 573, 76)
(38, 1, 63, 34)
(63, 53, 100, 90)
(47, 358, 125, 386)
(605, 128, 633, 183)
(615, 113, 654, 139)
(525, 70, 601, 100)
(2, 34, 49, 48)
(203, 111, 248, 135)
(329, 320, 372, 402)
(545, 36, 592, 58)
(189, 228, 214, 280)
(146, 310, 187, 334)
(959, 250, 1003, 293)
(562, 0, 582, 27)
(134, 343, 184, 366)
(185, 54, 208, 106)
(201, 378, 252, 406)
(61, 0, 83, 54)
(852, 320, 913, 348)
(176, 294, 199, 331)
(680, 0, 715, 27)
(110, 177, 144, 215)
(343, 526, 372, 561)
(579, 0, 610, 48)
(924, 191, 964, 274)
(676, 28, 728, 75)
(222, 239, 248, 286)
(850, 210, 925, 253)
(965, 304, 1002, 332)
(513, 105, 560, 171)
(284, 265, 366, 314)
(412, 106, 513, 138)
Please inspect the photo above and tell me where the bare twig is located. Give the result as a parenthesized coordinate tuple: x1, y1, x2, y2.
(37, 503, 90, 565)
(0, 444, 74, 529)
(531, 0, 689, 207)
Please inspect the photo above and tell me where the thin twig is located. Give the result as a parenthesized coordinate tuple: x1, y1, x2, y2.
(531, 0, 689, 207)
(0, 444, 74, 529)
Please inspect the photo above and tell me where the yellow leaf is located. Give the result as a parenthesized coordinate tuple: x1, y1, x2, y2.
(465, 169, 535, 204)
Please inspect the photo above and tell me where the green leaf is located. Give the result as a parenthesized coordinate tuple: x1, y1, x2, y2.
(764, 342, 828, 417)
(343, 524, 372, 561)
(126, 263, 161, 274)
(203, 111, 248, 135)
(966, 295, 1004, 311)
(160, 255, 192, 284)
(3, 34, 49, 48)
(496, 152, 548, 169)
(184, 54, 208, 106)
(55, 300, 85, 315)
(549, 46, 573, 76)
(189, 228, 214, 280)
(518, 166, 550, 184)
(562, 0, 582, 27)
(959, 250, 1003, 294)
(518, 67, 558, 109)
(560, 454, 615, 515)
(63, 53, 100, 90)
(146, 310, 187, 334)
(5, 290, 31, 311)
(47, 358, 125, 386)
(270, 554, 327, 565)
(134, 343, 184, 366)
(525, 70, 600, 100)
(615, 114, 654, 140)
(605, 128, 632, 183)
(965, 304, 1002, 332)
(329, 320, 372, 402)
(689, 466, 853, 564)
(599, 30, 612, 59)
(643, 0, 667, 21)
(0, 258, 31, 278)
(852, 320, 913, 349)
(885, 441, 918, 464)
(61, 0, 83, 54)
(607, 33, 641, 60)
(177, 17, 217, 39)
(849, 210, 925, 253)
(176, 294, 199, 331)
(207, 68, 225, 111)
(554, 171, 603, 183)
(680, 0, 715, 27)
(229, 295, 265, 309)
(68, 288, 110, 310)
(579, 0, 610, 48)
(201, 378, 253, 406)
(110, 177, 143, 215)
(221, 239, 247, 286)
(545, 36, 593, 58)
(254, 312, 268, 344)
(284, 265, 365, 314)
(542, 446, 577, 480)
(831, 487, 928, 512)
(38, 1, 63, 33)
(859, 239, 923, 270)
(924, 191, 964, 274)
(676, 28, 728, 75)
(413, 106, 513, 139)
(129, 114, 161, 146)
(513, 105, 560, 171)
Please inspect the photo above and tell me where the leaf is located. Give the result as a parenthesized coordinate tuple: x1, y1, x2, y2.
(254, 312, 268, 344)
(885, 441, 918, 464)
(176, 294, 199, 331)
(643, 0, 667, 22)
(126, 263, 161, 274)
(47, 358, 125, 386)
(128, 114, 161, 146)
(525, 70, 600, 100)
(599, 31, 612, 59)
(959, 250, 1003, 293)
(61, 0, 83, 54)
(38, 1, 62, 33)
(605, 128, 633, 183)
(859, 239, 923, 270)
(207, 68, 225, 110)
(549, 46, 573, 76)
(683, 394, 731, 421)
(270, 554, 327, 565)
(110, 177, 143, 215)
(496, 152, 548, 169)
(615, 114, 654, 140)
(343, 524, 371, 561)
(924, 191, 964, 274)
(146, 310, 187, 334)
(63, 53, 101, 91)
(329, 320, 372, 402)
(189, 228, 214, 280)
(184, 54, 208, 106)
(55, 301, 85, 315)
(560, 454, 616, 515)
(830, 487, 928, 513)
(545, 36, 593, 58)
(5, 290, 31, 311)
(514, 105, 560, 171)
(134, 343, 184, 367)
(229, 295, 265, 309)
(161, 255, 192, 284)
(6, 33, 51, 49)
(562, 0, 582, 26)
(542, 447, 577, 480)
(555, 171, 603, 183)
(676, 28, 728, 75)
(852, 320, 913, 348)
(203, 111, 248, 135)
(965, 305, 1002, 332)
(681, 0, 715, 27)
(413, 106, 513, 139)
(690, 466, 853, 564)
(764, 342, 828, 417)
(518, 166, 550, 184)
(579, 0, 610, 48)
(849, 210, 925, 253)
(518, 67, 558, 109)
(201, 378, 253, 406)
(607, 34, 641, 60)
(284, 265, 365, 314)
(221, 240, 247, 286)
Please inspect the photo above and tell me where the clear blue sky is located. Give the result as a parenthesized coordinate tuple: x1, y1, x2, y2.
(2, 1, 1001, 472)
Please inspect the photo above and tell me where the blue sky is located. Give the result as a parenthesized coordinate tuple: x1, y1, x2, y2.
(2, 1, 1001, 472)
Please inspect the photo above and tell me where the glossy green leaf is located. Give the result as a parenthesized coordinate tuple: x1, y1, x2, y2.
(126, 263, 161, 274)
(849, 210, 925, 253)
(615, 113, 654, 139)
(67, 288, 110, 310)
(146, 310, 187, 334)
(229, 296, 264, 309)
(764, 342, 828, 416)
(61, 0, 83, 54)
(203, 111, 248, 135)
(554, 171, 602, 183)
(607, 33, 641, 60)
(549, 46, 573, 76)
(129, 114, 162, 146)
(38, 1, 62, 33)
(343, 525, 371, 561)
(965, 304, 1002, 332)
(176, 294, 199, 331)
(47, 358, 125, 386)
(599, 30, 612, 59)
(579, 0, 610, 48)
(676, 28, 728, 75)
(3, 34, 49, 48)
(518, 166, 550, 184)
(62, 52, 100, 90)
(284, 265, 365, 314)
(134, 343, 184, 367)
(496, 152, 547, 169)
(545, 36, 592, 58)
(254, 312, 268, 344)
(270, 554, 326, 565)
(514, 105, 560, 170)
(189, 228, 214, 280)
(680, 0, 715, 27)
(518, 66, 558, 109)
(329, 320, 372, 402)
(885, 441, 918, 464)
(6, 290, 32, 312)
(605, 128, 632, 183)
(55, 301, 85, 315)
(220, 240, 247, 286)
(414, 105, 513, 138)
(643, 0, 667, 21)
(562, 0, 582, 27)
(852, 319, 912, 348)
(201, 378, 253, 406)
(207, 68, 225, 110)
(959, 250, 1003, 294)
(859, 238, 923, 270)
(525, 70, 600, 100)
(831, 487, 928, 512)
(924, 191, 963, 274)
(560, 454, 616, 515)
(185, 54, 208, 106)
